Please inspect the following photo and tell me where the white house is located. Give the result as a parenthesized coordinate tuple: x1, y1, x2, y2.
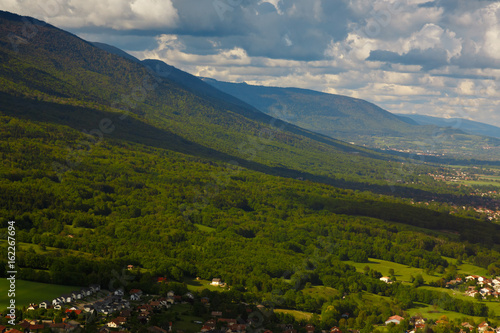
(90, 284, 101, 293)
(39, 301, 50, 309)
(114, 288, 124, 296)
(385, 315, 404, 325)
(130, 289, 143, 301)
(380, 277, 392, 283)
(211, 278, 222, 286)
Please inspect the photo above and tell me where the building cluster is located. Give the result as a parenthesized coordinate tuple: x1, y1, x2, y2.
(0, 283, 202, 333)
(464, 275, 500, 299)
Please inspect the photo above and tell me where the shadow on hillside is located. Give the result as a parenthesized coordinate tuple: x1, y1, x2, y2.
(2, 92, 500, 245)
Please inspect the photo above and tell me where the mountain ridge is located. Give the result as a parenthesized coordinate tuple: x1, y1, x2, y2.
(398, 113, 500, 139)
(201, 77, 500, 159)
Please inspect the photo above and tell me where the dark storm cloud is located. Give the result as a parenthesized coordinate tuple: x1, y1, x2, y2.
(164, 0, 353, 61)
(367, 48, 450, 70)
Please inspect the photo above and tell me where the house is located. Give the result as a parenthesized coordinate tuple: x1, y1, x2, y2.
(201, 297, 210, 304)
(466, 275, 480, 281)
(212, 311, 223, 317)
(479, 322, 490, 332)
(461, 322, 474, 330)
(305, 324, 315, 333)
(150, 300, 161, 308)
(27, 303, 38, 311)
(65, 309, 83, 316)
(48, 323, 67, 331)
(107, 319, 121, 328)
(167, 291, 175, 297)
(385, 315, 404, 325)
(481, 287, 493, 296)
(18, 321, 31, 330)
(71, 291, 83, 300)
(330, 328, 342, 333)
(211, 278, 222, 286)
(39, 301, 50, 309)
(81, 288, 92, 297)
(83, 305, 94, 312)
(127, 265, 135, 270)
(114, 288, 124, 296)
(219, 319, 237, 326)
(90, 284, 101, 293)
(380, 277, 392, 283)
(61, 294, 74, 303)
(130, 289, 143, 301)
(205, 319, 217, 327)
(29, 324, 45, 331)
(230, 323, 248, 332)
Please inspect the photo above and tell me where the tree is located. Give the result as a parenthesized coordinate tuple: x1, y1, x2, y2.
(413, 274, 424, 287)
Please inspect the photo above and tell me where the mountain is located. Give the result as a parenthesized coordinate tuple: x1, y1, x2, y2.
(398, 113, 500, 139)
(91, 42, 141, 63)
(201, 77, 417, 138)
(202, 78, 500, 159)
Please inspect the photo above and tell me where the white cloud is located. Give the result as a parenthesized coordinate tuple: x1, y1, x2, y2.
(0, 0, 179, 29)
(402, 24, 462, 60)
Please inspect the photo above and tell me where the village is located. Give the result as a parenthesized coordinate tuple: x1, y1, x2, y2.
(2, 274, 500, 333)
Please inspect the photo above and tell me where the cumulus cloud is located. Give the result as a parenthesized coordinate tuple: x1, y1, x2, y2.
(0, 0, 179, 29)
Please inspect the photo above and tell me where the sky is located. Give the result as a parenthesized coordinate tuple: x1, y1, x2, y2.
(2, 0, 500, 126)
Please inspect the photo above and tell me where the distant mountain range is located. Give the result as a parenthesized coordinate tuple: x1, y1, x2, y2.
(200, 78, 500, 159)
(200, 77, 418, 138)
(397, 114, 500, 139)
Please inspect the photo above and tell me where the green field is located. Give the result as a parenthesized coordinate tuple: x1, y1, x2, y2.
(407, 302, 484, 321)
(0, 239, 96, 258)
(420, 286, 500, 317)
(274, 309, 314, 321)
(344, 258, 442, 284)
(0, 279, 79, 310)
(184, 277, 225, 292)
(345, 257, 490, 286)
(302, 285, 339, 300)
